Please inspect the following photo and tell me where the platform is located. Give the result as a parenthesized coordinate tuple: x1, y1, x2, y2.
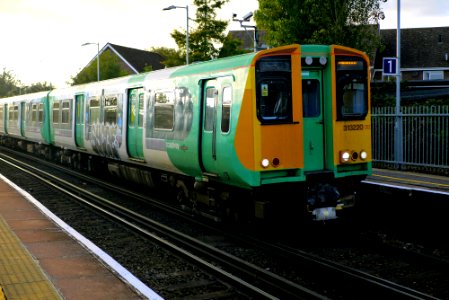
(365, 168, 449, 195)
(0, 173, 163, 300)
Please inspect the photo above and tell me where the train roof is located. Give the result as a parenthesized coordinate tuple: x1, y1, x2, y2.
(0, 90, 50, 102)
(170, 52, 257, 78)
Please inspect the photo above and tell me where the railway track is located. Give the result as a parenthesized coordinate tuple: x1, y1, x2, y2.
(0, 149, 446, 299)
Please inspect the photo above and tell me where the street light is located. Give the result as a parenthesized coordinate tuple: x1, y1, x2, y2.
(81, 42, 100, 81)
(232, 12, 258, 52)
(163, 5, 189, 65)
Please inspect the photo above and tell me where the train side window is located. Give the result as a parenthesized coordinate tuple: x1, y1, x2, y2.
(256, 56, 292, 123)
(89, 97, 100, 124)
(8, 106, 13, 121)
(302, 79, 320, 117)
(25, 103, 31, 123)
(61, 100, 71, 124)
(76, 97, 84, 123)
(11, 105, 18, 121)
(221, 86, 231, 133)
(104, 95, 117, 125)
(204, 87, 217, 132)
(13, 105, 18, 121)
(138, 93, 144, 128)
(32, 104, 37, 122)
(53, 101, 60, 123)
(154, 91, 174, 130)
(38, 103, 44, 123)
(37, 103, 44, 123)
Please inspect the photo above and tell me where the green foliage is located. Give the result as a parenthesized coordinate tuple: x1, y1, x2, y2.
(142, 65, 153, 72)
(218, 35, 250, 58)
(150, 47, 185, 67)
(0, 68, 53, 97)
(25, 82, 54, 93)
(0, 68, 20, 97)
(254, 0, 383, 57)
(71, 50, 129, 85)
(371, 81, 397, 107)
(170, 0, 230, 63)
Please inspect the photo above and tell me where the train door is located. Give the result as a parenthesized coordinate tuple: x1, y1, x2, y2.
(20, 102, 26, 137)
(127, 88, 144, 160)
(200, 79, 220, 175)
(302, 70, 325, 171)
(1, 104, 7, 134)
(75, 94, 85, 148)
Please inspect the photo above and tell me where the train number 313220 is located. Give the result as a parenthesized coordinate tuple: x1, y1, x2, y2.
(343, 124, 367, 131)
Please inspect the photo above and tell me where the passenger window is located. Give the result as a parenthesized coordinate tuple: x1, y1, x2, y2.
(13, 105, 19, 121)
(38, 104, 44, 123)
(89, 97, 100, 124)
(62, 100, 71, 124)
(204, 87, 217, 132)
(221, 86, 231, 133)
(53, 102, 60, 123)
(32, 104, 37, 122)
(104, 95, 118, 125)
(302, 79, 320, 117)
(138, 93, 144, 127)
(154, 91, 174, 130)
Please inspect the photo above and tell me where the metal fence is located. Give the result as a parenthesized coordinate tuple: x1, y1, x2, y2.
(371, 106, 449, 172)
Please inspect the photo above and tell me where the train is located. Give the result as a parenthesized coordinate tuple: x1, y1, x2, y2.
(0, 44, 372, 222)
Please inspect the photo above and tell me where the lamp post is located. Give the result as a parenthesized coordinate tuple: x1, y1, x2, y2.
(163, 5, 189, 65)
(395, 0, 403, 167)
(232, 12, 258, 52)
(81, 42, 100, 81)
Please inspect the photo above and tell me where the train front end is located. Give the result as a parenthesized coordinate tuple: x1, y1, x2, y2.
(234, 44, 371, 221)
(302, 45, 372, 221)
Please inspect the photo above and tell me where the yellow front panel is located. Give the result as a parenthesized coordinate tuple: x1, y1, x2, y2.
(331, 45, 372, 166)
(333, 119, 372, 164)
(235, 45, 304, 171)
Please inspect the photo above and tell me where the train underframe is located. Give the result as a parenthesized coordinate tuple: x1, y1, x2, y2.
(1, 136, 365, 223)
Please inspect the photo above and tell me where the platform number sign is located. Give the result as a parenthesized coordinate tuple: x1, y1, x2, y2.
(383, 57, 397, 76)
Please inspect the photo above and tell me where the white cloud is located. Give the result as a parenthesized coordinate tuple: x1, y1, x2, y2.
(380, 0, 449, 28)
(0, 0, 258, 87)
(5, 0, 448, 88)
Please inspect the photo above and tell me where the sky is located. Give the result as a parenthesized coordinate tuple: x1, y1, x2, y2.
(1, 0, 449, 88)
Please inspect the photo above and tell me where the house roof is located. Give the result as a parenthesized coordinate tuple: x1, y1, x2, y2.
(83, 43, 165, 75)
(107, 43, 165, 72)
(376, 27, 449, 69)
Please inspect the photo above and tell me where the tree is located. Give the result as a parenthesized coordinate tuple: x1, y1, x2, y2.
(0, 68, 53, 97)
(0, 68, 21, 97)
(218, 35, 250, 58)
(150, 47, 185, 68)
(254, 0, 384, 57)
(170, 0, 230, 63)
(26, 82, 54, 93)
(71, 50, 129, 85)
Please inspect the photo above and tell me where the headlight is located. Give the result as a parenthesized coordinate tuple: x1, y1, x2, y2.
(261, 158, 270, 168)
(360, 150, 368, 160)
(340, 151, 351, 163)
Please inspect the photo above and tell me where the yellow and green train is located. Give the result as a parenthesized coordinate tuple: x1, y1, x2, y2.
(0, 44, 371, 221)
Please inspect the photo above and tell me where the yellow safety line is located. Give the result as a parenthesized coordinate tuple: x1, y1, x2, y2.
(372, 174, 449, 188)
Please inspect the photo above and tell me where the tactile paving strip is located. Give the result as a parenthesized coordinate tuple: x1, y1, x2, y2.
(0, 216, 61, 300)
